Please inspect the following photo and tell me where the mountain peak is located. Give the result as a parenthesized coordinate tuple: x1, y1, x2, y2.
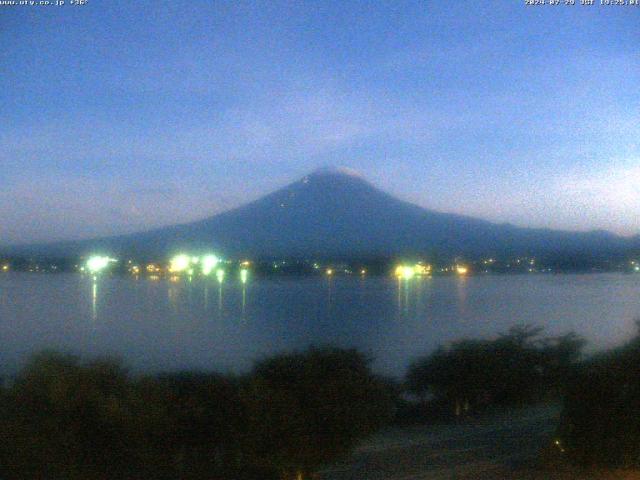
(307, 166, 364, 179)
(298, 167, 371, 190)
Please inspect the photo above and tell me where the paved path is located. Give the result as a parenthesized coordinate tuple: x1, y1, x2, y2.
(320, 405, 561, 480)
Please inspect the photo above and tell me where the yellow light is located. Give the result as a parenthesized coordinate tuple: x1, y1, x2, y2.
(201, 255, 220, 275)
(216, 269, 225, 283)
(146, 264, 157, 273)
(395, 265, 415, 279)
(86, 256, 115, 274)
(360, 269, 366, 275)
(456, 265, 469, 275)
(414, 263, 431, 275)
(240, 268, 248, 284)
(240, 260, 251, 267)
(169, 254, 190, 273)
(326, 268, 333, 276)
(1, 264, 8, 272)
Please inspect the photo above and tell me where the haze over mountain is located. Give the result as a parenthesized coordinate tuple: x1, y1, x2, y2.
(6, 169, 640, 260)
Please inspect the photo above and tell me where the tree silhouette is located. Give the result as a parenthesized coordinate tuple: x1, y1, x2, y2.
(0, 348, 395, 480)
(558, 320, 640, 467)
(242, 347, 394, 480)
(407, 326, 585, 416)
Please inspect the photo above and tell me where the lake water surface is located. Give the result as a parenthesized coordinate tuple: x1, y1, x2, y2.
(1, 272, 639, 377)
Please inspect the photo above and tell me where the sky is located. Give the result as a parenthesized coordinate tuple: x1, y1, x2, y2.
(1, 0, 638, 245)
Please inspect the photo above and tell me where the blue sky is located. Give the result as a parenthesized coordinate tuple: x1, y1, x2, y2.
(1, 0, 638, 244)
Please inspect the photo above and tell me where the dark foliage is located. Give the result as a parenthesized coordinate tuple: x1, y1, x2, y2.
(242, 348, 395, 479)
(406, 326, 585, 416)
(0, 352, 147, 479)
(557, 325, 640, 468)
(0, 348, 394, 480)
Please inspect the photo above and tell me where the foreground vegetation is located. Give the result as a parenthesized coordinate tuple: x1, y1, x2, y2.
(0, 348, 394, 480)
(406, 324, 640, 471)
(2, 325, 639, 478)
(404, 326, 585, 421)
(557, 325, 640, 469)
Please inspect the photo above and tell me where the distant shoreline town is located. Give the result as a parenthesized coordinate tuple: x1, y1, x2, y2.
(1, 252, 639, 279)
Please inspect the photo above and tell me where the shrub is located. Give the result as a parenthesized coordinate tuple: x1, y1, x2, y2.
(0, 348, 394, 480)
(242, 347, 395, 480)
(557, 332, 640, 468)
(0, 351, 147, 479)
(406, 326, 584, 416)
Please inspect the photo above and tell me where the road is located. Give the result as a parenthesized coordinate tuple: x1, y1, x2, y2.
(320, 405, 562, 480)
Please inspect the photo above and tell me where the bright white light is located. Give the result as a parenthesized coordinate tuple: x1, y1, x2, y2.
(169, 254, 190, 272)
(86, 256, 114, 274)
(395, 265, 415, 279)
(240, 268, 248, 284)
(201, 255, 220, 275)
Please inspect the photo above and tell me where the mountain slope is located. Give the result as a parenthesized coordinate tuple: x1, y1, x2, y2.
(6, 169, 639, 259)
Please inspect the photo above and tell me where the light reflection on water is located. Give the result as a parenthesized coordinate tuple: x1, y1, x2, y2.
(0, 272, 639, 377)
(91, 278, 98, 322)
(241, 285, 247, 317)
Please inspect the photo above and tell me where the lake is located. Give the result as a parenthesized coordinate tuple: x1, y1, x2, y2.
(0, 272, 639, 377)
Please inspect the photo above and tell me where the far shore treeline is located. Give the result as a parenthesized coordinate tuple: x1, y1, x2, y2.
(2, 252, 640, 277)
(1, 326, 640, 479)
